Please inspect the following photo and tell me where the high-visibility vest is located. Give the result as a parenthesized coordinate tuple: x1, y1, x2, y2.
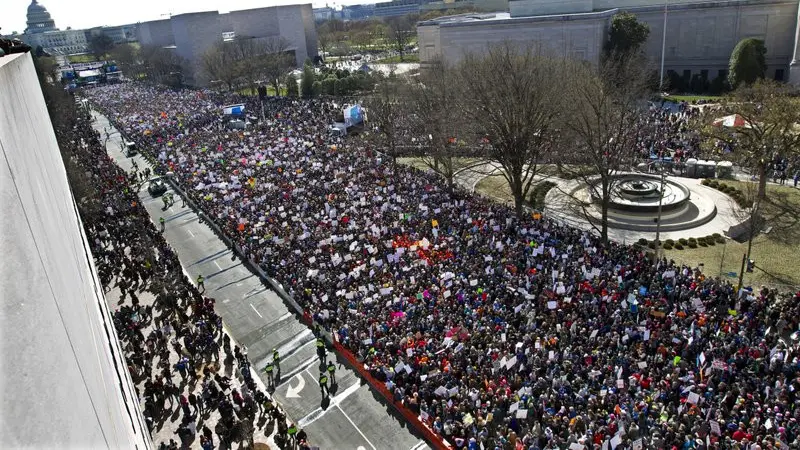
(265, 363, 273, 373)
(327, 364, 335, 374)
(197, 275, 204, 283)
(273, 350, 280, 361)
(316, 339, 324, 348)
(287, 425, 297, 435)
(319, 375, 328, 385)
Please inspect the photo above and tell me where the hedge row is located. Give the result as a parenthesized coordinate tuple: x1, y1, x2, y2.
(635, 233, 725, 251)
(701, 179, 750, 209)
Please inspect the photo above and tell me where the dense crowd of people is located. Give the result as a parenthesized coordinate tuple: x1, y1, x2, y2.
(58, 99, 311, 449)
(85, 83, 800, 450)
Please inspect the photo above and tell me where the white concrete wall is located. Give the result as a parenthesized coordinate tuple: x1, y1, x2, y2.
(0, 53, 151, 450)
(636, 0, 798, 78)
(509, 0, 593, 17)
(428, 13, 609, 66)
(171, 11, 222, 86)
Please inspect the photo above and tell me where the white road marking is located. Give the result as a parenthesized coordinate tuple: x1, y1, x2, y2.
(187, 229, 195, 238)
(338, 405, 377, 450)
(297, 381, 363, 427)
(275, 354, 318, 387)
(249, 303, 263, 318)
(277, 329, 312, 357)
(409, 441, 427, 450)
(214, 260, 222, 270)
(285, 373, 305, 398)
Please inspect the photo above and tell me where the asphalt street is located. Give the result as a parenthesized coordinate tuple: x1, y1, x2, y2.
(92, 111, 430, 450)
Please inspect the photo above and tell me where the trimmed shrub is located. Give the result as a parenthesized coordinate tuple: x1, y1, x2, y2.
(674, 243, 684, 250)
(688, 241, 698, 248)
(688, 237, 697, 243)
(701, 179, 710, 186)
(663, 242, 673, 250)
(715, 236, 726, 244)
(665, 239, 675, 246)
(638, 238, 648, 246)
(712, 233, 721, 238)
(679, 238, 688, 245)
(647, 241, 657, 249)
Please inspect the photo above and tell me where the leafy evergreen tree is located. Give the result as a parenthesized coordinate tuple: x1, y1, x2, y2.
(728, 38, 767, 88)
(285, 73, 299, 97)
(301, 64, 315, 98)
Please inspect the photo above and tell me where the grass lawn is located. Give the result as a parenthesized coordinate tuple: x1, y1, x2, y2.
(398, 157, 480, 173)
(665, 181, 800, 289)
(477, 172, 800, 290)
(372, 54, 420, 64)
(237, 86, 287, 96)
(661, 94, 723, 103)
(68, 54, 96, 63)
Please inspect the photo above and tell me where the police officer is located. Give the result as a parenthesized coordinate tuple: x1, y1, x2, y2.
(273, 348, 281, 373)
(319, 371, 329, 397)
(316, 337, 326, 364)
(287, 422, 298, 449)
(159, 217, 165, 232)
(167, 192, 174, 207)
(263, 360, 275, 387)
(327, 360, 336, 385)
(197, 274, 205, 293)
(162, 193, 169, 210)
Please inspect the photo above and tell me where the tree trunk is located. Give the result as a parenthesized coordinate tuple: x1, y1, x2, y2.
(512, 178, 525, 219)
(514, 196, 524, 219)
(757, 162, 767, 200)
(600, 180, 610, 243)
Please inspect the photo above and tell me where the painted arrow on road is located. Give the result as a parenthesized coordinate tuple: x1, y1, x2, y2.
(286, 373, 305, 398)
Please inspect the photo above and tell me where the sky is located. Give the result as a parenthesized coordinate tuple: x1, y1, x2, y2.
(2, 0, 377, 35)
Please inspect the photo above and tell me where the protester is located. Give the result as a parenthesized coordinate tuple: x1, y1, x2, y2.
(55, 102, 302, 449)
(85, 83, 800, 450)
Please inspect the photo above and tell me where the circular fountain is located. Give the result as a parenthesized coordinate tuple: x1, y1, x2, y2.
(577, 173, 715, 232)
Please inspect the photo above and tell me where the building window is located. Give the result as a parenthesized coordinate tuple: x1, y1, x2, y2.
(774, 69, 784, 81)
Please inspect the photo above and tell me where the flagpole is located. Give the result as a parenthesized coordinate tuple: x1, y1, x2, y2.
(659, 0, 669, 90)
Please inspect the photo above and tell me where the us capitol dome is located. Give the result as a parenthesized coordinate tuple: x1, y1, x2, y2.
(25, 0, 57, 34)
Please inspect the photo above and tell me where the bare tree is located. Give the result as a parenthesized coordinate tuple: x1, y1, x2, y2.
(259, 37, 295, 96)
(317, 22, 332, 57)
(385, 15, 418, 61)
(693, 80, 800, 201)
(558, 54, 654, 242)
(140, 45, 187, 87)
(459, 43, 561, 218)
(364, 73, 408, 170)
(408, 59, 463, 190)
(201, 44, 238, 90)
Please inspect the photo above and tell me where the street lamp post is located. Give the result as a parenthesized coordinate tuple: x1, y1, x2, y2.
(653, 169, 666, 263)
(659, 0, 670, 91)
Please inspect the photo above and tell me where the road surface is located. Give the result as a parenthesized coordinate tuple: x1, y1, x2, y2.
(92, 111, 430, 450)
